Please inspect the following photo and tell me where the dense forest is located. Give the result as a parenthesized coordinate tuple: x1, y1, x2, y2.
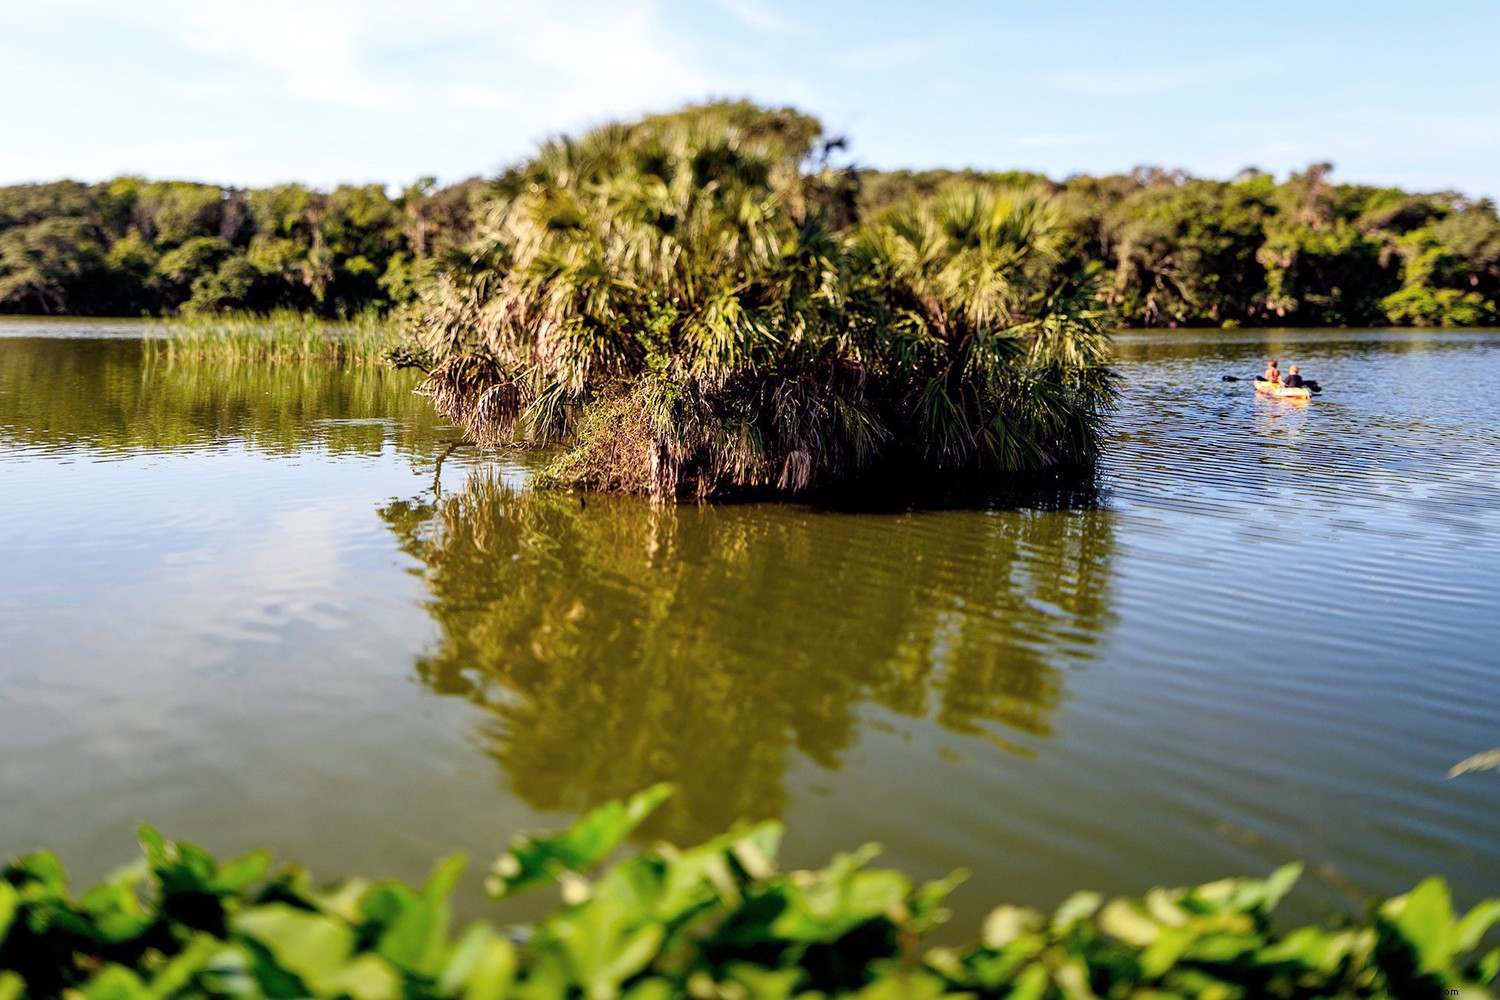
(3, 134, 1498, 327)
(0, 175, 488, 317)
(863, 164, 1500, 327)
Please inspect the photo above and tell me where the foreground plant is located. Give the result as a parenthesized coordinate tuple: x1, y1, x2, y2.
(404, 102, 1114, 501)
(3, 787, 1497, 999)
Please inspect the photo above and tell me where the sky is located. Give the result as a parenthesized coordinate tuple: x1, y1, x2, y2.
(4, 0, 1499, 199)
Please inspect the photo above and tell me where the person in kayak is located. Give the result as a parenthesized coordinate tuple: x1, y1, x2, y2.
(1283, 365, 1306, 388)
(1263, 358, 1281, 383)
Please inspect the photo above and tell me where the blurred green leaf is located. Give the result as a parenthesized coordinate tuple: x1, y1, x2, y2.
(487, 784, 672, 899)
(236, 903, 356, 987)
(3, 800, 1498, 998)
(0, 884, 17, 945)
(1382, 877, 1457, 974)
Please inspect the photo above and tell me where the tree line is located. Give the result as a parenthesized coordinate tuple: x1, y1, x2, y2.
(4, 145, 1498, 327)
(863, 162, 1500, 327)
(0, 175, 487, 317)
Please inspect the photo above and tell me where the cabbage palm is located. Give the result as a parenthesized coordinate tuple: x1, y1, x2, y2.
(849, 185, 1114, 472)
(411, 103, 872, 497)
(407, 103, 1113, 500)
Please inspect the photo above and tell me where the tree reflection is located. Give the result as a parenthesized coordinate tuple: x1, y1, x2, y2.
(380, 473, 1115, 842)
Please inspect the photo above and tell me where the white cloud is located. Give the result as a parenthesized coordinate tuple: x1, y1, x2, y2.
(0, 0, 745, 183)
(707, 0, 807, 37)
(111, 0, 711, 119)
(4, 2, 1496, 199)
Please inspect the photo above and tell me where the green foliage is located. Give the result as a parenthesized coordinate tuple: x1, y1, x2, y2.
(1100, 179, 1270, 326)
(3, 790, 1497, 998)
(0, 176, 491, 317)
(6, 112, 1500, 332)
(144, 311, 403, 364)
(411, 102, 1114, 499)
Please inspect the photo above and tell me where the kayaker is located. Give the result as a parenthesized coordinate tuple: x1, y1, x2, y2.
(1283, 365, 1306, 389)
(1263, 358, 1281, 383)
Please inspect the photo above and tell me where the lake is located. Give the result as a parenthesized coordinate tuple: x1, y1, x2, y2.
(2, 321, 1497, 931)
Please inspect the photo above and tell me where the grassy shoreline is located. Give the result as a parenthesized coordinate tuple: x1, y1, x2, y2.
(142, 310, 403, 365)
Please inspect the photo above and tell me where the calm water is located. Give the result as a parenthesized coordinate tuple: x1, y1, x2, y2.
(2, 321, 1498, 931)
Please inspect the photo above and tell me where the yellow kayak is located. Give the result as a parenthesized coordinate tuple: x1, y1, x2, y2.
(1254, 378, 1312, 399)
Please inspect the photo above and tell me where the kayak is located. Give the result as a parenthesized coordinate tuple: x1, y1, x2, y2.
(1254, 378, 1312, 399)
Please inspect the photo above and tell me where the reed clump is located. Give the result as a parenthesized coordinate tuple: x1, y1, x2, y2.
(144, 310, 401, 365)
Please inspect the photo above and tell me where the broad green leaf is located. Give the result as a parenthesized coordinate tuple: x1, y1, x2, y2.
(1099, 899, 1161, 946)
(318, 877, 374, 922)
(1051, 958, 1096, 1000)
(321, 954, 402, 1000)
(0, 971, 24, 1000)
(770, 867, 910, 942)
(71, 965, 150, 1000)
(1257, 863, 1302, 912)
(425, 853, 468, 900)
(75, 881, 154, 944)
(1382, 877, 1456, 973)
(236, 902, 356, 987)
(911, 868, 967, 931)
(461, 939, 519, 1000)
(720, 963, 805, 999)
(438, 929, 516, 995)
(137, 826, 169, 867)
(1140, 926, 1193, 978)
(574, 920, 664, 994)
(1007, 962, 1051, 1000)
(1454, 898, 1500, 953)
(728, 821, 783, 880)
(1478, 946, 1500, 984)
(488, 784, 673, 899)
(374, 891, 451, 977)
(146, 934, 227, 997)
(209, 851, 273, 894)
(0, 882, 17, 944)
(983, 904, 1040, 948)
(1051, 891, 1103, 933)
(845, 968, 952, 999)
(7, 851, 67, 898)
(1144, 888, 1189, 928)
(619, 978, 674, 1000)
(1257, 925, 1339, 968)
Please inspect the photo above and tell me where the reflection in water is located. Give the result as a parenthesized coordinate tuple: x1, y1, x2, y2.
(379, 473, 1115, 842)
(0, 337, 438, 457)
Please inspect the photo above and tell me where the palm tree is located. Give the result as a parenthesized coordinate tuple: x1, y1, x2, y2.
(849, 184, 1114, 474)
(406, 104, 1113, 501)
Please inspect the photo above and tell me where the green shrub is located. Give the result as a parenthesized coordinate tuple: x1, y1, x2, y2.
(3, 787, 1497, 998)
(1381, 284, 1497, 327)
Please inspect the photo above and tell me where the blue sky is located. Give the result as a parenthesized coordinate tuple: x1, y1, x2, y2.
(5, 0, 1498, 198)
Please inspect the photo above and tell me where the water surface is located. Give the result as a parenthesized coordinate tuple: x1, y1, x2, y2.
(2, 322, 1497, 929)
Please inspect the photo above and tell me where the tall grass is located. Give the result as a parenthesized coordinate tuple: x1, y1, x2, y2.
(143, 310, 401, 365)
